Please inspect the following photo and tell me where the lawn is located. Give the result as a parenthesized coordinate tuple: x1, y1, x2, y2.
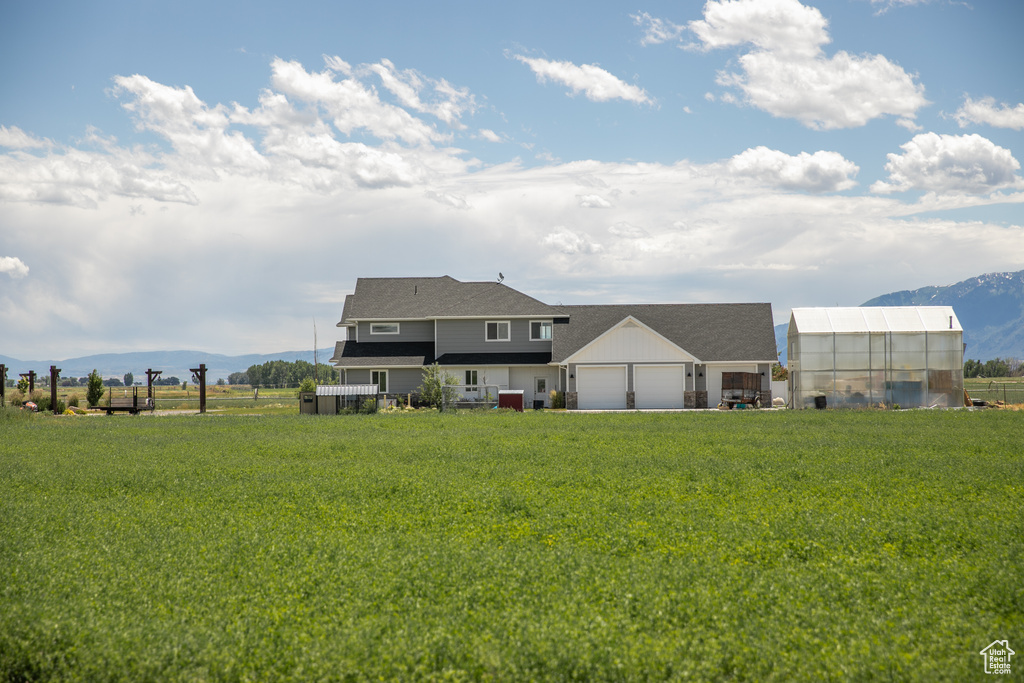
(1, 409, 1021, 681)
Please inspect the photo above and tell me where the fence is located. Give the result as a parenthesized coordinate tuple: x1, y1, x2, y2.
(966, 382, 1024, 406)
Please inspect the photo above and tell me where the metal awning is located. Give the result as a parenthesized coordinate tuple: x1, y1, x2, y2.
(316, 384, 379, 396)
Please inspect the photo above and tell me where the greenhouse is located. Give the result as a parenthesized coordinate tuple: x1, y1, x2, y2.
(787, 307, 963, 410)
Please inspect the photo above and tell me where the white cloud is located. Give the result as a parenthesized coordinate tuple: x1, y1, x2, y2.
(511, 54, 653, 105)
(477, 129, 503, 143)
(691, 0, 927, 129)
(871, 133, 1023, 195)
(727, 146, 859, 192)
(954, 96, 1024, 131)
(0, 125, 50, 149)
(632, 12, 685, 46)
(113, 74, 269, 174)
(608, 222, 649, 238)
(542, 228, 604, 255)
(425, 189, 470, 209)
(0, 256, 29, 278)
(689, 0, 829, 56)
(268, 58, 445, 147)
(578, 194, 612, 208)
(362, 58, 477, 127)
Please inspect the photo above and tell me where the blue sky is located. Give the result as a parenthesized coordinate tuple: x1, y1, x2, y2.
(2, 0, 1023, 358)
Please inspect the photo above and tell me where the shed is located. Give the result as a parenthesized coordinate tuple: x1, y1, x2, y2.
(498, 389, 524, 412)
(313, 384, 380, 414)
(787, 307, 963, 409)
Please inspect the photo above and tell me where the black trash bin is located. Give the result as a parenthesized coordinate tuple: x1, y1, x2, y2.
(814, 395, 827, 410)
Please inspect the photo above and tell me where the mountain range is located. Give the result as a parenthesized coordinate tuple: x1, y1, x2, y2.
(775, 269, 1024, 365)
(0, 349, 336, 383)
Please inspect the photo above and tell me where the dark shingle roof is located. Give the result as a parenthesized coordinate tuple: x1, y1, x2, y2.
(551, 303, 776, 363)
(340, 276, 563, 321)
(330, 341, 434, 367)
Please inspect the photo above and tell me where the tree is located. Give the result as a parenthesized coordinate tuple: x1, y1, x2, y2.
(103, 377, 124, 387)
(86, 370, 104, 407)
(228, 372, 248, 385)
(771, 363, 788, 381)
(418, 363, 459, 410)
(124, 372, 134, 387)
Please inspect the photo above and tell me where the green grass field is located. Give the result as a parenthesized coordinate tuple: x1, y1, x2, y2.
(1, 409, 1021, 681)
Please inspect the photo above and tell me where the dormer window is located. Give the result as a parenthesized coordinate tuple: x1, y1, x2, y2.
(370, 323, 400, 335)
(485, 321, 510, 342)
(530, 320, 552, 341)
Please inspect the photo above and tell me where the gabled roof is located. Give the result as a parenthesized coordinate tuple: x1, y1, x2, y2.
(790, 307, 961, 334)
(552, 303, 776, 364)
(338, 276, 563, 323)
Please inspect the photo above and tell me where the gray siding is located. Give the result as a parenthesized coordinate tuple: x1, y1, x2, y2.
(357, 320, 434, 343)
(344, 367, 423, 395)
(435, 319, 552, 355)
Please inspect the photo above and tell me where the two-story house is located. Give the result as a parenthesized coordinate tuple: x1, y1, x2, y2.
(330, 276, 777, 410)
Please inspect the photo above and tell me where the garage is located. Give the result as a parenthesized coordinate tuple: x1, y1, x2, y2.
(635, 365, 684, 409)
(577, 366, 627, 410)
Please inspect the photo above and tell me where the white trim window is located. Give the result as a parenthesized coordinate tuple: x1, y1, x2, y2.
(485, 320, 510, 342)
(371, 370, 388, 393)
(370, 323, 400, 335)
(530, 320, 552, 341)
(465, 370, 478, 391)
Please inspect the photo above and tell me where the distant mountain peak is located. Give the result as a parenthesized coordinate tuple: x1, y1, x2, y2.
(860, 268, 1024, 361)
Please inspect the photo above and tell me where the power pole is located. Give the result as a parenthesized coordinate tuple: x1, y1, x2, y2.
(0, 364, 6, 407)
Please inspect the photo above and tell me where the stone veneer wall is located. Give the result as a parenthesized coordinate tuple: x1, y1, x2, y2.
(626, 391, 635, 410)
(566, 392, 578, 410)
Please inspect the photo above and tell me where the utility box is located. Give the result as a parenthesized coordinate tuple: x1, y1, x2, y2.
(498, 390, 524, 412)
(299, 391, 316, 414)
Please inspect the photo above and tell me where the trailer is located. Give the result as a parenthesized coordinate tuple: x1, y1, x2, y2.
(105, 386, 154, 415)
(720, 372, 762, 409)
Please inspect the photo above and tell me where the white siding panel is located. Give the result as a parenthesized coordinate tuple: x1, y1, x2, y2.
(573, 323, 692, 363)
(577, 366, 627, 410)
(635, 365, 685, 409)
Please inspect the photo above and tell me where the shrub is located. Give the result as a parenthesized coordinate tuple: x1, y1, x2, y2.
(298, 377, 316, 395)
(549, 390, 565, 409)
(360, 397, 378, 414)
(418, 363, 459, 410)
(68, 396, 79, 408)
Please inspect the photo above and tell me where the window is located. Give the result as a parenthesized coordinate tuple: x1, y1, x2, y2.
(485, 321, 510, 342)
(370, 323, 400, 335)
(465, 370, 478, 391)
(530, 320, 552, 341)
(535, 377, 547, 394)
(371, 370, 388, 393)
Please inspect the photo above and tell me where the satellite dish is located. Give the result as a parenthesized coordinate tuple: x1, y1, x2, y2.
(497, 272, 504, 283)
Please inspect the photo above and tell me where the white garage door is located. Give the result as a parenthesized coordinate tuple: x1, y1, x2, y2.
(635, 365, 684, 409)
(577, 366, 627, 410)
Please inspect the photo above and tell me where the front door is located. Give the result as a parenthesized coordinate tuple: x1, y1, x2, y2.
(534, 377, 548, 408)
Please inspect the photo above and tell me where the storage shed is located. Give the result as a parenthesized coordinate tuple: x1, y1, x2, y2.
(787, 307, 963, 409)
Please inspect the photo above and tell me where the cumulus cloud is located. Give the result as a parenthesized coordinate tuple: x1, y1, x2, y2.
(954, 96, 1024, 131)
(871, 133, 1023, 195)
(632, 12, 685, 46)
(0, 125, 51, 149)
(577, 194, 612, 208)
(0, 256, 29, 278)
(691, 0, 927, 129)
(362, 58, 477, 127)
(511, 54, 652, 105)
(477, 129, 503, 143)
(727, 146, 858, 192)
(542, 228, 604, 255)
